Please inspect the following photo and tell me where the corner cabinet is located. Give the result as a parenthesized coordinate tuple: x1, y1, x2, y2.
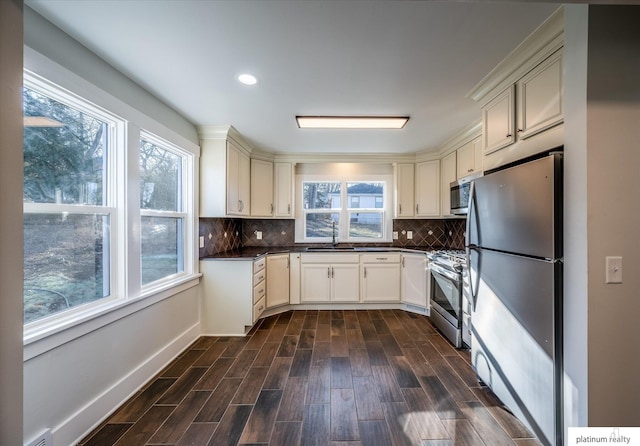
(267, 253, 290, 309)
(415, 160, 440, 217)
(251, 158, 274, 217)
(482, 49, 563, 156)
(401, 254, 428, 309)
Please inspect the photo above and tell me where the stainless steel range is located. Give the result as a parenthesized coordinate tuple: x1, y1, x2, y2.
(427, 250, 469, 348)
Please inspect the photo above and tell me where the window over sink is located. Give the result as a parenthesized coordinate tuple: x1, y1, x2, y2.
(296, 172, 392, 243)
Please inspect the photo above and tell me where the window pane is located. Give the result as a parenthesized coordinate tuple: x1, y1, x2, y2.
(140, 140, 181, 211)
(24, 213, 110, 323)
(349, 212, 383, 238)
(305, 213, 340, 238)
(347, 182, 383, 209)
(141, 216, 183, 285)
(23, 87, 107, 205)
(303, 182, 341, 209)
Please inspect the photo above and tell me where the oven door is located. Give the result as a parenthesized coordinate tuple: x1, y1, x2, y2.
(429, 262, 463, 327)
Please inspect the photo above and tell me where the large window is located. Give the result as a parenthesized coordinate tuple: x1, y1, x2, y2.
(23, 85, 116, 324)
(23, 74, 195, 330)
(140, 135, 187, 285)
(300, 178, 390, 243)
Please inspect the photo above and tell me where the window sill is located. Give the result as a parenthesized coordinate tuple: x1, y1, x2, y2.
(24, 273, 202, 361)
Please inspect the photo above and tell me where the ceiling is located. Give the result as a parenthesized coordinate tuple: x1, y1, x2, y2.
(25, 1, 560, 155)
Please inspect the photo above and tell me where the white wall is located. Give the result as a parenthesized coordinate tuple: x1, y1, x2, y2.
(22, 7, 203, 446)
(585, 5, 640, 425)
(562, 4, 589, 431)
(0, 1, 25, 444)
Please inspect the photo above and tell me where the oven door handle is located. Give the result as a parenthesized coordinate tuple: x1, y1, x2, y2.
(429, 262, 461, 282)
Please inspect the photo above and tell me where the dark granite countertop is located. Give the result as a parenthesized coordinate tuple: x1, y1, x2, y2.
(200, 245, 436, 260)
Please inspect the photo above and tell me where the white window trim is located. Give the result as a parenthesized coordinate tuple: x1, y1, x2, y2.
(22, 63, 199, 353)
(295, 174, 393, 243)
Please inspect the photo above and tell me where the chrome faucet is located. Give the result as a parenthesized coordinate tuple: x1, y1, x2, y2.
(332, 221, 338, 247)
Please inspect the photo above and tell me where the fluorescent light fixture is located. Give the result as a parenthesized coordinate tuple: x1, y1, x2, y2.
(23, 116, 64, 127)
(237, 73, 258, 85)
(296, 116, 409, 129)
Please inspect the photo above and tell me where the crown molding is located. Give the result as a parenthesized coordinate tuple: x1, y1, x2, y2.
(467, 6, 564, 105)
(415, 121, 482, 162)
(197, 124, 255, 156)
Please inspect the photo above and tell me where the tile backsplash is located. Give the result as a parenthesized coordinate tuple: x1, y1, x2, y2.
(199, 217, 466, 257)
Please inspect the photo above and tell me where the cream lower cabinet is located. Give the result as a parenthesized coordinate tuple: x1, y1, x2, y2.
(200, 256, 265, 335)
(361, 254, 401, 302)
(300, 254, 360, 303)
(401, 254, 428, 308)
(267, 253, 289, 308)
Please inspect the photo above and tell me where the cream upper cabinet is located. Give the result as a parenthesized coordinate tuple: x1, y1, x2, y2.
(482, 49, 563, 156)
(274, 162, 294, 218)
(226, 141, 251, 216)
(482, 85, 515, 155)
(441, 151, 456, 217)
(395, 163, 415, 218)
(200, 134, 251, 217)
(415, 160, 440, 217)
(517, 48, 563, 140)
(456, 136, 483, 179)
(250, 158, 274, 217)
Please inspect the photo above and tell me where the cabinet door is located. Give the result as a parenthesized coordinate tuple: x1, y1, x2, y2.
(471, 136, 483, 174)
(267, 254, 290, 308)
(237, 150, 251, 216)
(395, 163, 415, 218)
(456, 142, 474, 179)
(362, 263, 400, 302)
(226, 142, 241, 215)
(301, 264, 331, 302)
(482, 85, 515, 155)
(415, 160, 440, 217)
(517, 49, 563, 140)
(274, 162, 293, 217)
(401, 255, 427, 308)
(441, 152, 456, 217)
(331, 264, 360, 302)
(251, 159, 274, 217)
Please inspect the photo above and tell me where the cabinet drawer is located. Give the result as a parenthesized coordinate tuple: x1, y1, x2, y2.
(253, 257, 266, 274)
(253, 269, 266, 287)
(253, 282, 266, 304)
(253, 296, 266, 323)
(361, 253, 400, 264)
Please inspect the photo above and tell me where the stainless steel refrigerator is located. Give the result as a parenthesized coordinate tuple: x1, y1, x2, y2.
(466, 152, 563, 446)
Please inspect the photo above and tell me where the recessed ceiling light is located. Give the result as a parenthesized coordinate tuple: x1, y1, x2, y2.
(296, 116, 409, 129)
(237, 73, 257, 85)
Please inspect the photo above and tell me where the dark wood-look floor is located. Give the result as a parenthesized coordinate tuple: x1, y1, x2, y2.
(78, 310, 542, 446)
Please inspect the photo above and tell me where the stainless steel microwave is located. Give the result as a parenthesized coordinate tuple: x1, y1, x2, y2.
(450, 172, 482, 215)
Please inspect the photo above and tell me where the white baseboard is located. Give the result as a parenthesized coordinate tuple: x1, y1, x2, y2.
(51, 322, 200, 446)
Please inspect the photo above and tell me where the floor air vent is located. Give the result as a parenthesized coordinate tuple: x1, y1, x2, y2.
(26, 429, 52, 446)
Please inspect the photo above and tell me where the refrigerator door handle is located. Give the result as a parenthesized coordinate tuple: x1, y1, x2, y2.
(466, 180, 479, 312)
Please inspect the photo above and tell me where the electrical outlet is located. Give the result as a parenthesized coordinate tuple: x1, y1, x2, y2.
(256, 231, 262, 240)
(199, 236, 205, 248)
(393, 231, 398, 240)
(407, 231, 413, 240)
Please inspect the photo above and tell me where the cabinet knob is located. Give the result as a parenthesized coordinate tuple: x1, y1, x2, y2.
(287, 204, 291, 213)
(399, 204, 402, 214)
(517, 128, 523, 133)
(468, 168, 473, 172)
(364, 267, 367, 278)
(506, 134, 512, 138)
(270, 203, 274, 214)
(416, 204, 419, 214)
